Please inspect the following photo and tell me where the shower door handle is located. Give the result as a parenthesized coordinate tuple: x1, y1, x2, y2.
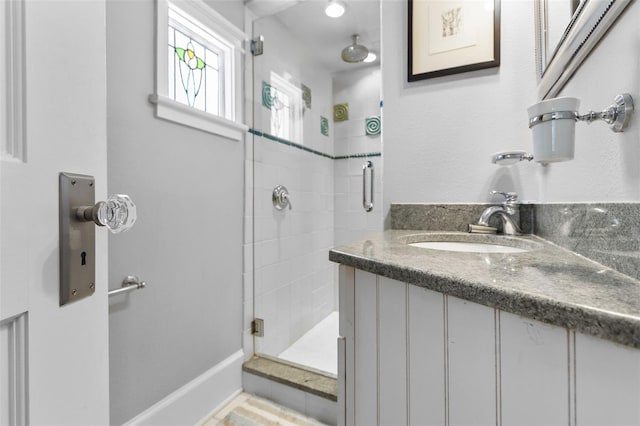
(362, 161, 373, 212)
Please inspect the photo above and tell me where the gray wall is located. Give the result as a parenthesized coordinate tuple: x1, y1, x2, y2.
(106, 0, 245, 423)
(382, 0, 640, 219)
(204, 0, 245, 28)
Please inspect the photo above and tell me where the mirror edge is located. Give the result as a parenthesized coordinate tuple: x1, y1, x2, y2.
(536, 0, 634, 100)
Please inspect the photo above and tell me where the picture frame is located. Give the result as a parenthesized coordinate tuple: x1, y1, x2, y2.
(408, 0, 501, 82)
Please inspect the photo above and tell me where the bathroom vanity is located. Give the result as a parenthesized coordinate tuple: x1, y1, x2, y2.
(330, 204, 640, 426)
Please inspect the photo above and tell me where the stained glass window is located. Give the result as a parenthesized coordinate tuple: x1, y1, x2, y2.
(167, 5, 230, 117)
(154, 0, 244, 139)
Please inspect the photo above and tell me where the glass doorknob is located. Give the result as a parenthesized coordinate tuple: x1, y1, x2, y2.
(77, 194, 137, 233)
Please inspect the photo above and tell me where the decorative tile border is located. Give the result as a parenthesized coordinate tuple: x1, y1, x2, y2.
(333, 152, 382, 160)
(248, 128, 380, 161)
(249, 128, 332, 159)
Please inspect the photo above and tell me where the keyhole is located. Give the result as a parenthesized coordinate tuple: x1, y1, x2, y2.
(81, 252, 87, 266)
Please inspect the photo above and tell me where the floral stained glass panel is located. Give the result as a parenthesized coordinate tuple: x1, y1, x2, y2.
(168, 25, 221, 114)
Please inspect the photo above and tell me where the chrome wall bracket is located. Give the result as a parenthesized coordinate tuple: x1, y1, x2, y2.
(108, 275, 146, 297)
(529, 93, 634, 133)
(577, 93, 633, 132)
(492, 151, 534, 165)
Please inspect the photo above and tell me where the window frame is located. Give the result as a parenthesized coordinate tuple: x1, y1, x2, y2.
(151, 0, 247, 141)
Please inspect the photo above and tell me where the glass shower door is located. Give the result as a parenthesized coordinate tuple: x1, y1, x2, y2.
(250, 11, 339, 376)
(249, 0, 382, 377)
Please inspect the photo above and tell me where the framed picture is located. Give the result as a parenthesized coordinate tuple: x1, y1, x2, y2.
(408, 0, 501, 81)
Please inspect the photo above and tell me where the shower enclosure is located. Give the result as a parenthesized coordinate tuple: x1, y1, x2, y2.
(248, 0, 382, 376)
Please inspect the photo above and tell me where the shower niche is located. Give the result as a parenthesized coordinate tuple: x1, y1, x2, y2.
(248, 0, 382, 378)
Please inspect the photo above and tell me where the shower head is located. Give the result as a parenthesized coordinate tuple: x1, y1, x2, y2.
(341, 34, 369, 63)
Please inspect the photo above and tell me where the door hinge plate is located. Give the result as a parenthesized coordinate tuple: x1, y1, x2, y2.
(252, 318, 264, 337)
(251, 36, 264, 56)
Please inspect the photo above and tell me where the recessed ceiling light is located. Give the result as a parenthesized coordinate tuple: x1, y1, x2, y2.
(363, 52, 377, 63)
(325, 0, 345, 18)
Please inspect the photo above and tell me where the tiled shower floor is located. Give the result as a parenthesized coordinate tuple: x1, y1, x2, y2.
(278, 311, 338, 376)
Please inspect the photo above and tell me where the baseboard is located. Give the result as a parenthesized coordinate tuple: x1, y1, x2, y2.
(124, 349, 244, 426)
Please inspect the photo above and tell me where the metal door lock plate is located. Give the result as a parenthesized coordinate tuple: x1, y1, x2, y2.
(59, 172, 96, 306)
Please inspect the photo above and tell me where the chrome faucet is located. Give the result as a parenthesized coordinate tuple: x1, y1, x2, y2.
(472, 191, 522, 235)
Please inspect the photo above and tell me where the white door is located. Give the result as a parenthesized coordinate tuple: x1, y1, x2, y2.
(1, 0, 110, 424)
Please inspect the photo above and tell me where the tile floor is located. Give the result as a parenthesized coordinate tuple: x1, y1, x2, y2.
(201, 392, 329, 426)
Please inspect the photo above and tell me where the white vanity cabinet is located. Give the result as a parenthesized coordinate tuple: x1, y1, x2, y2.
(337, 265, 640, 426)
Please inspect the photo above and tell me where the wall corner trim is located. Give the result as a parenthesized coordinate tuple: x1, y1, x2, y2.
(123, 349, 244, 425)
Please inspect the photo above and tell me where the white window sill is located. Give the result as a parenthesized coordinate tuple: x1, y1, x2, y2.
(149, 94, 248, 141)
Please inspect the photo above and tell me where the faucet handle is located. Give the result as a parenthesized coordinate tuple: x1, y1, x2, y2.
(490, 190, 518, 203)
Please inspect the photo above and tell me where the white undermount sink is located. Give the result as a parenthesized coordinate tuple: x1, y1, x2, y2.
(409, 241, 530, 253)
(405, 233, 540, 254)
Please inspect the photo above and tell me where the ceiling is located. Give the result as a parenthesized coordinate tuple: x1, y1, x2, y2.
(247, 0, 381, 74)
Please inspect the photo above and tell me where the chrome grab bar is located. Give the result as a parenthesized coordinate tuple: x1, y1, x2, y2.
(362, 160, 374, 212)
(108, 275, 146, 297)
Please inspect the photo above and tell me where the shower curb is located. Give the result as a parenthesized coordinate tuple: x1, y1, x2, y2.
(243, 355, 338, 402)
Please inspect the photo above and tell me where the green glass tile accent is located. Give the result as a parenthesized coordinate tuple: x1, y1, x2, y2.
(365, 116, 381, 135)
(301, 84, 312, 109)
(333, 103, 349, 122)
(334, 153, 382, 160)
(262, 81, 276, 109)
(321, 116, 329, 136)
(248, 127, 380, 160)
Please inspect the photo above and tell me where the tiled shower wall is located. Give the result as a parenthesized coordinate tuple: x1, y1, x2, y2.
(245, 70, 383, 357)
(334, 156, 382, 247)
(252, 137, 336, 356)
(333, 68, 383, 247)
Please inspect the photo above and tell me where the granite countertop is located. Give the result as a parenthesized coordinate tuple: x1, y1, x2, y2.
(329, 230, 640, 348)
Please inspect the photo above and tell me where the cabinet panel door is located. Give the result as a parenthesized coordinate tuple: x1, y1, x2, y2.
(354, 270, 378, 426)
(408, 285, 445, 426)
(447, 296, 496, 426)
(338, 265, 355, 426)
(500, 312, 569, 426)
(378, 277, 408, 425)
(576, 332, 640, 425)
